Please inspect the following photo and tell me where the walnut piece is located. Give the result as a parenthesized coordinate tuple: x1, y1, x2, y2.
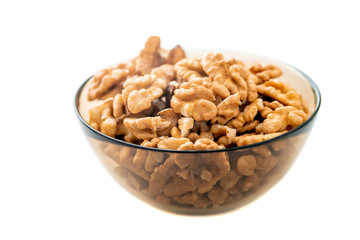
(178, 117, 194, 137)
(171, 77, 217, 121)
(165, 45, 186, 65)
(174, 58, 204, 81)
(249, 63, 282, 84)
(123, 117, 171, 140)
(87, 63, 133, 101)
(201, 52, 240, 99)
(262, 106, 308, 133)
(210, 124, 236, 146)
(134, 36, 163, 75)
(88, 98, 117, 137)
(123, 64, 176, 114)
(257, 79, 306, 111)
(237, 155, 257, 176)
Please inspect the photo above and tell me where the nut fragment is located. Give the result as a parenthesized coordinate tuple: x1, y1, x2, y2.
(156, 108, 181, 136)
(88, 98, 117, 137)
(233, 131, 286, 147)
(123, 64, 176, 113)
(134, 36, 163, 75)
(237, 155, 257, 176)
(227, 98, 263, 130)
(157, 137, 190, 150)
(213, 93, 241, 124)
(178, 117, 194, 137)
(174, 58, 204, 81)
(210, 124, 236, 146)
(257, 79, 306, 111)
(123, 117, 171, 140)
(262, 106, 308, 133)
(87, 63, 133, 101)
(165, 45, 186, 65)
(171, 78, 217, 121)
(201, 52, 239, 99)
(249, 63, 282, 84)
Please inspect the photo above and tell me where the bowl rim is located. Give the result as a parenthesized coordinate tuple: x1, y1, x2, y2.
(74, 57, 321, 154)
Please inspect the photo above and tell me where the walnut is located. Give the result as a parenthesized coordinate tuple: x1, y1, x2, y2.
(240, 174, 259, 192)
(126, 172, 149, 191)
(233, 131, 286, 147)
(163, 175, 198, 196)
(178, 117, 194, 137)
(262, 106, 308, 133)
(88, 98, 117, 137)
(207, 185, 229, 206)
(156, 108, 181, 136)
(193, 139, 231, 193)
(237, 155, 257, 176)
(115, 147, 151, 181)
(257, 79, 306, 111)
(219, 169, 241, 190)
(251, 145, 272, 158)
(171, 77, 217, 121)
(148, 155, 177, 195)
(235, 120, 259, 134)
(174, 57, 204, 81)
(87, 63, 133, 101)
(165, 45, 186, 65)
(259, 100, 284, 118)
(192, 121, 211, 133)
(170, 127, 182, 138)
(201, 52, 235, 99)
(211, 93, 241, 124)
(210, 124, 236, 146)
(201, 52, 251, 100)
(171, 191, 211, 208)
(133, 138, 164, 173)
(123, 64, 176, 114)
(134, 36, 163, 75)
(157, 137, 190, 150)
(170, 139, 231, 195)
(255, 155, 278, 176)
(123, 117, 171, 140)
(229, 64, 258, 102)
(113, 93, 126, 119)
(227, 98, 263, 130)
(249, 63, 282, 84)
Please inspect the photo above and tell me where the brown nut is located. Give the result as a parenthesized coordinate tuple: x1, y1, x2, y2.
(134, 36, 163, 75)
(123, 117, 171, 140)
(249, 63, 283, 84)
(237, 155, 257, 176)
(171, 78, 217, 121)
(88, 98, 117, 137)
(257, 79, 306, 111)
(123, 64, 176, 114)
(87, 63, 133, 101)
(262, 106, 308, 133)
(174, 57, 204, 81)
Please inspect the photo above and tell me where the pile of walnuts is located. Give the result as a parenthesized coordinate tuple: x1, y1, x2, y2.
(84, 36, 309, 208)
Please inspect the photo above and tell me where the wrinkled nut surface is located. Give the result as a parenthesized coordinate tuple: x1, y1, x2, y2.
(83, 36, 310, 209)
(87, 63, 134, 101)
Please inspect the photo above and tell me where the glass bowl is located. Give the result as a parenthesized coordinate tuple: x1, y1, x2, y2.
(74, 50, 321, 215)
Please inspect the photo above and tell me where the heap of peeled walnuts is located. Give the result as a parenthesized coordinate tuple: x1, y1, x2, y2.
(86, 36, 308, 150)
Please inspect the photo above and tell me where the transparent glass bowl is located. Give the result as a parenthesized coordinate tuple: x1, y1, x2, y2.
(74, 50, 321, 215)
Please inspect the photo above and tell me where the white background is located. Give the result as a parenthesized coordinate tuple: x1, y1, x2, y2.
(1, 0, 359, 239)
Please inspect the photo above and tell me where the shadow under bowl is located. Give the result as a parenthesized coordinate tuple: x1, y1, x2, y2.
(74, 50, 321, 215)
